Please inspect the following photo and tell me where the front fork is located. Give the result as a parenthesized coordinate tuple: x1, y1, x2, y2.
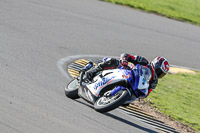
(110, 86, 131, 96)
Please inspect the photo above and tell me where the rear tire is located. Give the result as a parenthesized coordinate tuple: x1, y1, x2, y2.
(65, 79, 80, 99)
(94, 89, 130, 113)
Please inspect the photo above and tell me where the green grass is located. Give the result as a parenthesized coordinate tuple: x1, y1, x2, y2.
(148, 72, 200, 131)
(103, 0, 200, 25)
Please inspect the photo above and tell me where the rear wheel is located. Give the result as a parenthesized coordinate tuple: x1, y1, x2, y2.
(94, 89, 130, 113)
(65, 79, 80, 99)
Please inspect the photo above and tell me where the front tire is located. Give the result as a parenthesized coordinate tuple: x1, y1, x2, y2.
(65, 79, 80, 99)
(94, 89, 130, 113)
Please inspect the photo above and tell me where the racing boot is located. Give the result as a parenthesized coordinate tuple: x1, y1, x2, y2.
(79, 62, 93, 74)
(84, 62, 93, 71)
(86, 66, 102, 81)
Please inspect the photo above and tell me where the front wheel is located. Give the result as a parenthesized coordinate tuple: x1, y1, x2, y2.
(65, 79, 80, 99)
(94, 89, 130, 113)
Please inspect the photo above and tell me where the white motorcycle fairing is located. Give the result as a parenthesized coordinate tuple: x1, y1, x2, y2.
(77, 64, 151, 104)
(86, 69, 127, 97)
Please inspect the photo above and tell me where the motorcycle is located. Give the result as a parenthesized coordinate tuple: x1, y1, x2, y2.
(65, 60, 152, 113)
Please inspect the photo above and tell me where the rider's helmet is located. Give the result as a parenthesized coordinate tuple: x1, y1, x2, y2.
(151, 56, 170, 78)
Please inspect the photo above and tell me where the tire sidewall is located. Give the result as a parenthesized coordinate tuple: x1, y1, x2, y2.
(65, 79, 80, 99)
(94, 90, 129, 113)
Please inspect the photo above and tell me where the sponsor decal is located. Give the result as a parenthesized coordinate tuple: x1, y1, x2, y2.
(94, 77, 115, 90)
(142, 78, 146, 85)
(122, 74, 131, 79)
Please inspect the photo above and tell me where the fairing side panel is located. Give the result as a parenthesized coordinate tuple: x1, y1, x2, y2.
(86, 69, 127, 96)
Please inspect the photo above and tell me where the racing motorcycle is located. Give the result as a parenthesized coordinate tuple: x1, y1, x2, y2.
(65, 60, 152, 113)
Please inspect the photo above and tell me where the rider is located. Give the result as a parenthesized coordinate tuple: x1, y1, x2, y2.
(86, 53, 170, 100)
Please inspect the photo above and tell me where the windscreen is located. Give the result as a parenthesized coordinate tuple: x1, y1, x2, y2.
(141, 66, 152, 83)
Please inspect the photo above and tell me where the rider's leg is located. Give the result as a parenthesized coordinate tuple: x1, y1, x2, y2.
(98, 58, 119, 70)
(86, 58, 119, 80)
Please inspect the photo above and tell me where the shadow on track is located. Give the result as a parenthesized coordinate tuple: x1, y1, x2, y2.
(104, 112, 159, 133)
(74, 99, 158, 132)
(74, 99, 94, 109)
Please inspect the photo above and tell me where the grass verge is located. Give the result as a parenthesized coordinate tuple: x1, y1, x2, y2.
(103, 0, 200, 26)
(148, 72, 200, 131)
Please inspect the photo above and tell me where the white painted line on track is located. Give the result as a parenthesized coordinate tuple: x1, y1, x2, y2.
(171, 65, 200, 71)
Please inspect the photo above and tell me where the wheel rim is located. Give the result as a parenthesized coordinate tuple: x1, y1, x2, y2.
(96, 90, 125, 107)
(67, 79, 79, 91)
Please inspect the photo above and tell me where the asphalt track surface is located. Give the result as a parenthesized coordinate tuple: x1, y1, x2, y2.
(0, 0, 200, 133)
